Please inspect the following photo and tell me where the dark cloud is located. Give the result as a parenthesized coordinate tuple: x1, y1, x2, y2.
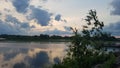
(28, 6, 52, 26)
(55, 14, 61, 21)
(0, 0, 67, 35)
(21, 23, 30, 28)
(64, 26, 71, 31)
(6, 15, 30, 28)
(104, 21, 120, 36)
(5, 15, 20, 24)
(0, 24, 28, 35)
(0, 20, 22, 35)
(111, 0, 120, 15)
(31, 25, 36, 28)
(43, 29, 72, 35)
(55, 14, 67, 23)
(0, 15, 32, 35)
(12, 0, 29, 13)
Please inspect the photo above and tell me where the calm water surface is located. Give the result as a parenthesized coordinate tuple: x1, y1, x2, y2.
(0, 42, 119, 68)
(0, 42, 68, 68)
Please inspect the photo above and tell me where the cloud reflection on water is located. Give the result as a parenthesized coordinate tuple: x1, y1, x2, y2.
(0, 42, 67, 68)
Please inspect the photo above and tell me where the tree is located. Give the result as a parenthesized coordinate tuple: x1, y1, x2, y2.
(53, 10, 116, 68)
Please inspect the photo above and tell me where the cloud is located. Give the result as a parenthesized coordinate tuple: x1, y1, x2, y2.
(28, 6, 52, 26)
(30, 25, 36, 28)
(21, 23, 30, 28)
(41, 0, 48, 2)
(0, 15, 32, 35)
(4, 8, 11, 12)
(0, 20, 21, 35)
(55, 14, 61, 21)
(5, 15, 30, 29)
(12, 0, 29, 13)
(64, 26, 71, 31)
(0, 0, 68, 35)
(110, 0, 120, 15)
(5, 15, 20, 24)
(43, 29, 72, 35)
(104, 21, 120, 36)
(55, 14, 67, 23)
(110, 0, 120, 36)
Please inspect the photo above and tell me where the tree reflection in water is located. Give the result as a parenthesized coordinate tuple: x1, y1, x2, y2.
(0, 42, 66, 68)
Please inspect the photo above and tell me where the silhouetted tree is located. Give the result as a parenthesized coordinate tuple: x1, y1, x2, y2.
(53, 10, 116, 68)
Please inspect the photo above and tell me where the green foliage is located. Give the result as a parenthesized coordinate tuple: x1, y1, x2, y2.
(102, 53, 116, 68)
(53, 10, 116, 68)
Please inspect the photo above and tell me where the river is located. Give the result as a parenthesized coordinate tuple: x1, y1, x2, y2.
(0, 42, 68, 68)
(0, 42, 120, 68)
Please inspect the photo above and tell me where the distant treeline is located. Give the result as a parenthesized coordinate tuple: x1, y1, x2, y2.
(0, 34, 119, 42)
(0, 34, 72, 42)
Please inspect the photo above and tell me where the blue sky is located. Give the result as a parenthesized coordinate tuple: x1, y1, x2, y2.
(0, 0, 120, 36)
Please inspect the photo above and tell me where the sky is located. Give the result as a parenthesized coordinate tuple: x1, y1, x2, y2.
(0, 0, 120, 36)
